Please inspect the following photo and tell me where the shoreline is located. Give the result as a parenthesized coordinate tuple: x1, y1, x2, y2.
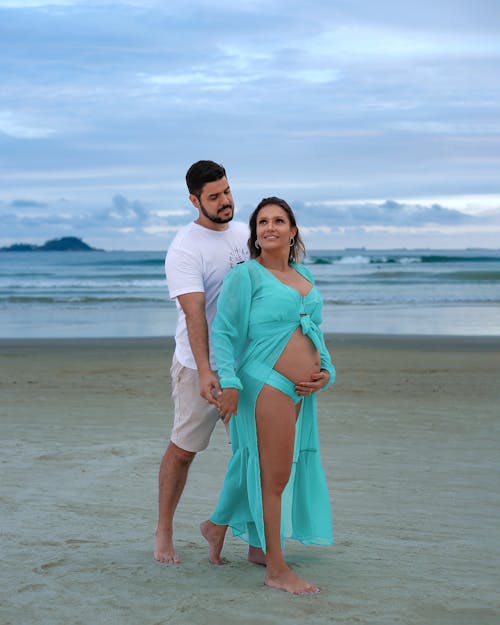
(1, 302, 499, 341)
(2, 331, 500, 344)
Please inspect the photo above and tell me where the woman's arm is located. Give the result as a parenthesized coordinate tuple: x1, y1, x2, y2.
(212, 263, 252, 388)
(296, 263, 336, 390)
(212, 263, 252, 421)
(318, 333, 336, 390)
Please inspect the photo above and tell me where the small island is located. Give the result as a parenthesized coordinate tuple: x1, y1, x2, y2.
(0, 237, 99, 252)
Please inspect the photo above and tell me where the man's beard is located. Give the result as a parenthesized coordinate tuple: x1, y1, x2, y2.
(199, 201, 234, 224)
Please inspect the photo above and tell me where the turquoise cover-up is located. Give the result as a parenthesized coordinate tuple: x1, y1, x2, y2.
(210, 259, 335, 550)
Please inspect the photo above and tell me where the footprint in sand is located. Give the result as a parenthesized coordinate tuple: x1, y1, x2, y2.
(34, 558, 66, 573)
(17, 583, 46, 593)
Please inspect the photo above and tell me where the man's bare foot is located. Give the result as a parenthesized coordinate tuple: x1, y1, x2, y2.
(248, 546, 266, 566)
(265, 566, 320, 595)
(200, 520, 227, 565)
(154, 529, 181, 564)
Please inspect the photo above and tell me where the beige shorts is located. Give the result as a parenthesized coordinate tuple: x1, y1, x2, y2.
(170, 354, 228, 452)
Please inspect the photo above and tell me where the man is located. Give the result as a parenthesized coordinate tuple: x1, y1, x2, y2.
(154, 160, 249, 564)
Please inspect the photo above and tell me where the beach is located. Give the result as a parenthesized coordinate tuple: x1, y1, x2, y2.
(1, 334, 499, 625)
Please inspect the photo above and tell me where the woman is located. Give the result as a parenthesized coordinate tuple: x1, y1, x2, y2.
(200, 197, 335, 595)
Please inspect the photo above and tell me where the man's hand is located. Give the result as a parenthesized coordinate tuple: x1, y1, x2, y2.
(198, 369, 222, 407)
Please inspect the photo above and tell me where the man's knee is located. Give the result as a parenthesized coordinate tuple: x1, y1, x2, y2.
(166, 441, 196, 468)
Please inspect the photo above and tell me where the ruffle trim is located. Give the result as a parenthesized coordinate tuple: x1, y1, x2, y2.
(210, 446, 333, 550)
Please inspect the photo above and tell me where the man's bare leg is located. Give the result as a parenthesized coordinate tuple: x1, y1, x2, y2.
(200, 520, 266, 565)
(154, 441, 196, 563)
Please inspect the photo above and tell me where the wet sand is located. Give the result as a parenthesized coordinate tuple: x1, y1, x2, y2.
(1, 335, 499, 625)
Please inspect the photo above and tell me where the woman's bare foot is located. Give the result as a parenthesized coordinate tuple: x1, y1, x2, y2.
(154, 529, 181, 564)
(200, 520, 227, 565)
(247, 546, 266, 566)
(265, 566, 320, 595)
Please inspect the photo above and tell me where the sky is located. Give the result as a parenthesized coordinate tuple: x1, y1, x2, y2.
(1, 0, 500, 251)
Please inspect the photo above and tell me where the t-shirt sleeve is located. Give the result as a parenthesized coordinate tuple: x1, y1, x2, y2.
(165, 245, 204, 299)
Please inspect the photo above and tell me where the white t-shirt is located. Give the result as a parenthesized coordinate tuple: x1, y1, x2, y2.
(165, 220, 249, 369)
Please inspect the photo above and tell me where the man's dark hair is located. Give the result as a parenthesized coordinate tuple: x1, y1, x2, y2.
(185, 160, 227, 198)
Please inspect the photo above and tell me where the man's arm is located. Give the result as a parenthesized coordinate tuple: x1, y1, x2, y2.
(177, 292, 221, 407)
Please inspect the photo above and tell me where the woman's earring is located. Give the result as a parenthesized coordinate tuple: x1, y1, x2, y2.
(255, 240, 260, 249)
(289, 236, 295, 247)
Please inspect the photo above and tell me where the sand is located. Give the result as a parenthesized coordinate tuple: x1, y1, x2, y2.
(1, 335, 499, 625)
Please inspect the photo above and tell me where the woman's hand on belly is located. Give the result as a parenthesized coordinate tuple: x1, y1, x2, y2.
(294, 369, 330, 397)
(219, 388, 239, 423)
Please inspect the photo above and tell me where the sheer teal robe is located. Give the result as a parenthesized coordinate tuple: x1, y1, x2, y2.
(210, 259, 335, 550)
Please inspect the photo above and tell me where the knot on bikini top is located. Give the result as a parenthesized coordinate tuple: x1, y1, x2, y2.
(298, 313, 323, 354)
(299, 313, 311, 334)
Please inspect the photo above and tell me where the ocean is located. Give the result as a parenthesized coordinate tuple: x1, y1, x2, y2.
(1, 249, 499, 338)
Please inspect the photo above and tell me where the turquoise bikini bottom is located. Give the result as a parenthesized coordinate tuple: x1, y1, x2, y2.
(245, 365, 302, 405)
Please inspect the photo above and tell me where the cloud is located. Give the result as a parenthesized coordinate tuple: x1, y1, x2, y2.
(291, 69, 340, 84)
(0, 111, 55, 139)
(0, 0, 76, 6)
(140, 71, 252, 93)
(389, 121, 500, 135)
(296, 199, 500, 229)
(9, 199, 47, 208)
(0, 0, 168, 6)
(4, 193, 498, 233)
(2, 190, 500, 250)
(105, 194, 148, 222)
(0, 193, 190, 237)
(153, 209, 191, 218)
(310, 25, 500, 61)
(142, 225, 182, 236)
(1, 0, 499, 250)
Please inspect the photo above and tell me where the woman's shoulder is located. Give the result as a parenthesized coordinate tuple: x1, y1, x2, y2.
(223, 259, 258, 284)
(292, 262, 315, 283)
(229, 258, 262, 275)
(228, 258, 252, 275)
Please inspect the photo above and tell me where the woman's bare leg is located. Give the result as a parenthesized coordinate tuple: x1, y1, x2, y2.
(256, 385, 320, 595)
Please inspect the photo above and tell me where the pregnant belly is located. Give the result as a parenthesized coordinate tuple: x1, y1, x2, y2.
(273, 327, 321, 383)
